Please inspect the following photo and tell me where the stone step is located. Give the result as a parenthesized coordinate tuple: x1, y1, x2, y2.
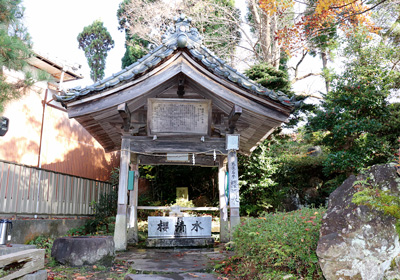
(124, 272, 221, 280)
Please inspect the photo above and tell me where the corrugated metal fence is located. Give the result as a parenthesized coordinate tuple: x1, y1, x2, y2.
(0, 160, 113, 216)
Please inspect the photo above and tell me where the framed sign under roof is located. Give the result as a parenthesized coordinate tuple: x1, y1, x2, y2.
(147, 98, 211, 136)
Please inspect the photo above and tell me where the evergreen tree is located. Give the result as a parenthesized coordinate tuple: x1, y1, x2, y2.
(307, 30, 400, 183)
(77, 20, 115, 82)
(0, 0, 34, 112)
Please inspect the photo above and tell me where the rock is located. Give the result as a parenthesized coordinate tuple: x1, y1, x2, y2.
(317, 163, 400, 280)
(307, 146, 322, 157)
(51, 236, 115, 267)
(19, 270, 47, 280)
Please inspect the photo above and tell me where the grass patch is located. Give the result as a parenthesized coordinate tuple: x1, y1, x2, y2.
(216, 207, 326, 279)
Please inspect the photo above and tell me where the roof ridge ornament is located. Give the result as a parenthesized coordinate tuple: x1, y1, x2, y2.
(162, 14, 202, 49)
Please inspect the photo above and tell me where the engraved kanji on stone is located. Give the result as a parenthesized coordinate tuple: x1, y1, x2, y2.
(157, 220, 169, 232)
(174, 217, 186, 234)
(191, 221, 204, 232)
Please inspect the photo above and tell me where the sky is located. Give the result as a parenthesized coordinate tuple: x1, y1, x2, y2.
(23, 0, 126, 88)
(22, 0, 325, 96)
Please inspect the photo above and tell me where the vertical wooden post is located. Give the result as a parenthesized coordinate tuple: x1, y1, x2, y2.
(128, 154, 139, 244)
(114, 136, 130, 251)
(228, 150, 240, 236)
(218, 156, 229, 242)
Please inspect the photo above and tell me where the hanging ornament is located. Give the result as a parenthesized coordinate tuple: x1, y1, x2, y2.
(192, 153, 195, 165)
(213, 149, 216, 161)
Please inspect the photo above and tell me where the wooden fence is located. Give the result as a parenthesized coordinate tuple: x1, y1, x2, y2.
(0, 160, 113, 216)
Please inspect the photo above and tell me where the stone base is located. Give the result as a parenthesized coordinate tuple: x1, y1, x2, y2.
(20, 269, 47, 280)
(51, 236, 115, 267)
(146, 237, 214, 248)
(0, 244, 36, 256)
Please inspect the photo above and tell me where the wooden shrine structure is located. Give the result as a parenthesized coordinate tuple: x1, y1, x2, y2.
(55, 15, 295, 250)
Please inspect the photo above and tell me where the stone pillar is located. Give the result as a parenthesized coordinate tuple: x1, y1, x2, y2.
(218, 156, 229, 242)
(228, 150, 240, 236)
(114, 136, 130, 251)
(128, 157, 139, 244)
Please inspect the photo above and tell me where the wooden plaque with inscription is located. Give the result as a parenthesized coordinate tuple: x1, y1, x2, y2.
(147, 98, 211, 136)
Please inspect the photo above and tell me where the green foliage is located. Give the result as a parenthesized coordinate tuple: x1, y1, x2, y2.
(239, 62, 329, 215)
(77, 20, 114, 82)
(28, 235, 54, 259)
(244, 63, 292, 96)
(109, 167, 120, 186)
(121, 34, 150, 68)
(239, 132, 330, 216)
(141, 165, 218, 205)
(307, 29, 400, 181)
(0, 0, 35, 112)
(171, 198, 195, 208)
(218, 208, 325, 279)
(83, 190, 117, 235)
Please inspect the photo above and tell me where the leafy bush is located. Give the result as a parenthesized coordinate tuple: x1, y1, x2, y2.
(28, 235, 54, 259)
(239, 133, 330, 215)
(66, 188, 118, 236)
(219, 208, 325, 279)
(84, 189, 118, 234)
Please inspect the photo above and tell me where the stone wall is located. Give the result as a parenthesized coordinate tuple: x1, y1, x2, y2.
(9, 219, 88, 244)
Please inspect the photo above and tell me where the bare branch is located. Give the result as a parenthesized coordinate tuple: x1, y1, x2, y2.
(291, 72, 322, 84)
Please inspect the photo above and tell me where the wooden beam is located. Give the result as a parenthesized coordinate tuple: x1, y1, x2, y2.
(177, 74, 185, 97)
(118, 103, 131, 132)
(137, 206, 219, 211)
(128, 160, 139, 244)
(228, 150, 240, 235)
(0, 249, 45, 280)
(138, 154, 219, 167)
(114, 136, 131, 251)
(228, 105, 242, 134)
(128, 136, 228, 155)
(218, 156, 229, 242)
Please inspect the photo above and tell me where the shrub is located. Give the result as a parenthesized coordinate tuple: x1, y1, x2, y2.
(220, 208, 325, 279)
(28, 235, 54, 259)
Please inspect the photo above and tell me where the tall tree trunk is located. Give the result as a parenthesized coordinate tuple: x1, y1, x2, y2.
(271, 13, 280, 69)
(261, 11, 272, 64)
(321, 51, 330, 93)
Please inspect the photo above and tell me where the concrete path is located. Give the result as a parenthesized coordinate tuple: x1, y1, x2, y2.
(117, 246, 231, 280)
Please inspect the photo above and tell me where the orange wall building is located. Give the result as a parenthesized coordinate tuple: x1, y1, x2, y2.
(0, 53, 119, 181)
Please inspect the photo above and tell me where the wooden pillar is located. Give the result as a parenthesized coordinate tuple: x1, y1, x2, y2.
(128, 155, 139, 244)
(218, 156, 229, 242)
(228, 150, 240, 236)
(114, 136, 130, 251)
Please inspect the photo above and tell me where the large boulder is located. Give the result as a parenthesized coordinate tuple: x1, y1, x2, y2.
(317, 163, 400, 280)
(51, 236, 115, 267)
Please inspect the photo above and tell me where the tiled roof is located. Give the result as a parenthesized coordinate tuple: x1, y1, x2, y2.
(54, 14, 296, 107)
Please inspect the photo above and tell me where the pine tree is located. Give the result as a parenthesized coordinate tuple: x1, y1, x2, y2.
(77, 20, 115, 82)
(0, 0, 34, 112)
